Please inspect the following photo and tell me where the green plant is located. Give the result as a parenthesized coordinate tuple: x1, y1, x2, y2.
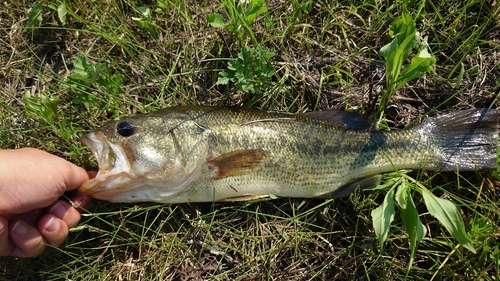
(24, 2, 43, 32)
(132, 6, 159, 39)
(291, 0, 312, 21)
(371, 172, 476, 273)
(377, 5, 436, 127)
(4, 0, 500, 279)
(61, 55, 124, 111)
(25, 1, 69, 29)
(22, 91, 82, 158)
(207, 0, 268, 46)
(217, 45, 275, 94)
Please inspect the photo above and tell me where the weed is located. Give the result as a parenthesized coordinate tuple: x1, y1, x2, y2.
(291, 0, 313, 21)
(1, 0, 499, 280)
(24, 2, 43, 32)
(371, 172, 476, 275)
(217, 45, 275, 95)
(132, 6, 159, 39)
(377, 5, 436, 128)
(61, 55, 124, 113)
(207, 0, 268, 46)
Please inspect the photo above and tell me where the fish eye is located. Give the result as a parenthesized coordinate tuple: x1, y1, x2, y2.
(116, 121, 135, 137)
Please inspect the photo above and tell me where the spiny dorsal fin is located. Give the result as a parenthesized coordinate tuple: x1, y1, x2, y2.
(301, 110, 373, 130)
(207, 149, 270, 180)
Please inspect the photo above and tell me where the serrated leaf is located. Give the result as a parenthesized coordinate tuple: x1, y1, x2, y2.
(57, 3, 67, 24)
(207, 14, 227, 28)
(371, 186, 396, 248)
(217, 75, 230, 85)
(25, 2, 43, 32)
(422, 189, 476, 253)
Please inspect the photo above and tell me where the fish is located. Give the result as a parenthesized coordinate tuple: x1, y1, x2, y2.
(76, 106, 500, 203)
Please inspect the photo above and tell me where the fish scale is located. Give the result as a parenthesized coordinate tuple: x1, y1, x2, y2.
(77, 107, 499, 203)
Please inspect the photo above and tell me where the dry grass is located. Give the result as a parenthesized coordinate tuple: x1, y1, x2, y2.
(1, 0, 500, 280)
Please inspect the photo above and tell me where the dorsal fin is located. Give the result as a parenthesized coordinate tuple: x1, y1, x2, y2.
(301, 110, 373, 130)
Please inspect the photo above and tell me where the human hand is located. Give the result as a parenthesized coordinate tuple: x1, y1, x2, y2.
(0, 148, 93, 257)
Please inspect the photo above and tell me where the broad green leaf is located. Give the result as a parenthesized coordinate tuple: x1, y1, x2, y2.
(25, 2, 43, 32)
(371, 186, 396, 248)
(23, 90, 43, 115)
(138, 6, 151, 18)
(396, 181, 426, 265)
(389, 32, 416, 84)
(69, 55, 91, 81)
(380, 39, 398, 84)
(245, 0, 267, 23)
(395, 47, 436, 91)
(217, 75, 230, 85)
(380, 6, 416, 86)
(40, 94, 59, 118)
(390, 6, 415, 47)
(57, 3, 67, 24)
(207, 14, 227, 28)
(23, 91, 59, 125)
(245, 6, 267, 23)
(422, 189, 476, 253)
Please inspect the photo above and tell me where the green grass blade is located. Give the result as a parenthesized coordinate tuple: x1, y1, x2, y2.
(24, 2, 43, 32)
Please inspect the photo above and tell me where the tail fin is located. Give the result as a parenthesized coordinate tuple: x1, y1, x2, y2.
(417, 109, 499, 171)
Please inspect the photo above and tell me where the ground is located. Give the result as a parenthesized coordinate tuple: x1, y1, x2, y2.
(0, 0, 499, 280)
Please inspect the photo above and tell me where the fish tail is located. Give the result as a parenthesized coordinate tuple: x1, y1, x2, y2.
(418, 108, 499, 171)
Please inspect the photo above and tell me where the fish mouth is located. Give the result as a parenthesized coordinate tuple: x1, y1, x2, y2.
(77, 132, 133, 200)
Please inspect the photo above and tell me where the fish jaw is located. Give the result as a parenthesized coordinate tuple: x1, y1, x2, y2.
(77, 132, 136, 200)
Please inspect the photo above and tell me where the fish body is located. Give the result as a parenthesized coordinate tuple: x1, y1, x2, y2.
(77, 107, 499, 203)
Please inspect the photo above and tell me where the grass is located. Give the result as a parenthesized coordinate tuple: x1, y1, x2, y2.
(1, 0, 500, 280)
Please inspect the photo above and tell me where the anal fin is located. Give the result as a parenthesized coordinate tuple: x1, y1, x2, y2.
(220, 194, 270, 201)
(327, 175, 382, 198)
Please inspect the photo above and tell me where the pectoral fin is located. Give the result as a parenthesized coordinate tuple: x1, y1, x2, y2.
(207, 149, 270, 180)
(327, 175, 382, 198)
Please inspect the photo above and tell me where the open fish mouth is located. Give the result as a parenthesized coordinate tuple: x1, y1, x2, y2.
(77, 132, 133, 200)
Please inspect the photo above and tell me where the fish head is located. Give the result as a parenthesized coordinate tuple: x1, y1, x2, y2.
(77, 112, 212, 202)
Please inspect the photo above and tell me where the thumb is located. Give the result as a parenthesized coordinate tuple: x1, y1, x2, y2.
(61, 164, 92, 192)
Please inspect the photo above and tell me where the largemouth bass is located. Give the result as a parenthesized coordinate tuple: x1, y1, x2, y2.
(77, 107, 499, 203)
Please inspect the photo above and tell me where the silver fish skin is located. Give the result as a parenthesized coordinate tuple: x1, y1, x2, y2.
(77, 107, 499, 203)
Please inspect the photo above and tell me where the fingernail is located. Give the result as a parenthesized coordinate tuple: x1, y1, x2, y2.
(47, 202, 68, 220)
(71, 196, 85, 208)
(44, 216, 59, 232)
(12, 221, 28, 235)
